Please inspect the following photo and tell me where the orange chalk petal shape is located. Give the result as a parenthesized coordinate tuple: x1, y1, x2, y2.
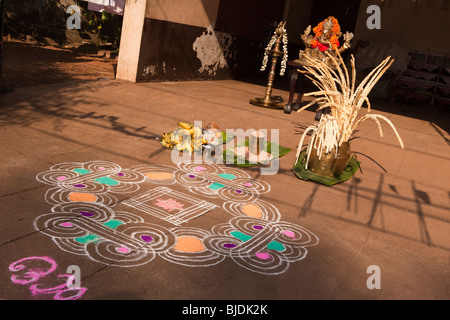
(68, 192, 97, 202)
(145, 172, 173, 180)
(173, 236, 205, 253)
(242, 203, 262, 218)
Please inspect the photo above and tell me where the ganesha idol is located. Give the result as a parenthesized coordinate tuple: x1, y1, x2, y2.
(297, 16, 354, 68)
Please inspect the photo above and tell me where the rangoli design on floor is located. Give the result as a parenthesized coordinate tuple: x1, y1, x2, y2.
(35, 160, 318, 275)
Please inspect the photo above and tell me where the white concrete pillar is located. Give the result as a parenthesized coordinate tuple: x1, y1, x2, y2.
(116, 0, 147, 82)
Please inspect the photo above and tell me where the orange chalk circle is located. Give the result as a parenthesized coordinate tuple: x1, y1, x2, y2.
(173, 236, 206, 253)
(145, 172, 174, 180)
(242, 203, 262, 218)
(68, 192, 97, 202)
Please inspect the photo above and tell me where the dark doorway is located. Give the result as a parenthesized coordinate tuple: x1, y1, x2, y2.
(213, 0, 287, 79)
(309, 0, 361, 33)
(215, 0, 286, 42)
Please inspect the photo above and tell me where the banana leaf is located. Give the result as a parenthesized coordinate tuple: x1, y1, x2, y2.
(222, 140, 291, 167)
(293, 150, 360, 186)
(221, 132, 234, 144)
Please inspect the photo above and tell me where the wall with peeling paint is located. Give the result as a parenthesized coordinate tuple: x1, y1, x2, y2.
(137, 18, 233, 82)
(134, 0, 286, 82)
(192, 25, 236, 76)
(117, 0, 290, 82)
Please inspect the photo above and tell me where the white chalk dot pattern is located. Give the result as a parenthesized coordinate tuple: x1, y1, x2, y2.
(34, 160, 318, 275)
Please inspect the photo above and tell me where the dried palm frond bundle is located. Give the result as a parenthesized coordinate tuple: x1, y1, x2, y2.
(295, 51, 404, 173)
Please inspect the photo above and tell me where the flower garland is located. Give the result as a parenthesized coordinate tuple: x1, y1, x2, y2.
(260, 25, 288, 76)
(280, 32, 288, 76)
(260, 36, 275, 72)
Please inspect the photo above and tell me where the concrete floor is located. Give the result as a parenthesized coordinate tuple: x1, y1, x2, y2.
(0, 78, 449, 301)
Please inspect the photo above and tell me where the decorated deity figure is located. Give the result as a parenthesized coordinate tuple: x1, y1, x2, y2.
(311, 17, 340, 52)
(298, 16, 353, 67)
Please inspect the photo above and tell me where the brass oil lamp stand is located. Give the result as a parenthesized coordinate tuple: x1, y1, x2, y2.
(250, 22, 287, 109)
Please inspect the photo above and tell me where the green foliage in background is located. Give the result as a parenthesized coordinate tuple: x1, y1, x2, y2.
(80, 4, 122, 50)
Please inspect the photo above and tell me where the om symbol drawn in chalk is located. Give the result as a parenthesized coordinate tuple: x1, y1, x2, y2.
(8, 256, 87, 300)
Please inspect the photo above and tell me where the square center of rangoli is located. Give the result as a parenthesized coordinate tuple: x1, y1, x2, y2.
(154, 198, 185, 212)
(122, 186, 218, 225)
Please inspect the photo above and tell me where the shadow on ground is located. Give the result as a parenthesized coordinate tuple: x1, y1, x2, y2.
(2, 40, 116, 88)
